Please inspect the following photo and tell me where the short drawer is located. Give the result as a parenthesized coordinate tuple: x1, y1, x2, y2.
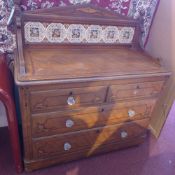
(31, 99, 155, 137)
(108, 81, 164, 102)
(30, 86, 107, 113)
(32, 118, 149, 159)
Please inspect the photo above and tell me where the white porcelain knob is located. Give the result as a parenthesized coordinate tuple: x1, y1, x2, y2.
(128, 109, 136, 117)
(67, 96, 75, 106)
(64, 142, 71, 151)
(66, 119, 74, 128)
(133, 90, 138, 95)
(120, 131, 128, 138)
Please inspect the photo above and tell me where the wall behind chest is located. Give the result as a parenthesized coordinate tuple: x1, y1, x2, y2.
(146, 0, 175, 137)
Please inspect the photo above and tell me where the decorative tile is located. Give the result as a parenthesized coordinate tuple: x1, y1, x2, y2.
(119, 27, 135, 44)
(67, 24, 86, 43)
(103, 26, 119, 43)
(24, 22, 46, 42)
(24, 22, 135, 44)
(46, 23, 66, 43)
(86, 25, 103, 43)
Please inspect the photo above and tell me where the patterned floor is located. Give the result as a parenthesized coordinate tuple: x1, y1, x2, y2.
(0, 101, 175, 175)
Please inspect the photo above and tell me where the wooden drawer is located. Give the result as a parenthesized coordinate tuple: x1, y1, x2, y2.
(32, 99, 156, 138)
(30, 86, 107, 113)
(108, 81, 164, 102)
(26, 135, 145, 171)
(32, 118, 149, 159)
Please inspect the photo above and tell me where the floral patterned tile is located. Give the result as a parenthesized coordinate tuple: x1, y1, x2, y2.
(24, 22, 135, 44)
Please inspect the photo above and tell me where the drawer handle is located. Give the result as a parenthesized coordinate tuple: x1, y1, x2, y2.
(128, 109, 136, 118)
(120, 131, 128, 139)
(101, 108, 105, 112)
(136, 85, 140, 89)
(133, 85, 140, 95)
(133, 90, 138, 95)
(67, 96, 76, 106)
(66, 119, 74, 128)
(64, 142, 71, 151)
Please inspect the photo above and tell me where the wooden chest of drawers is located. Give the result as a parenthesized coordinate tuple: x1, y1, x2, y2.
(17, 76, 169, 171)
(13, 4, 171, 172)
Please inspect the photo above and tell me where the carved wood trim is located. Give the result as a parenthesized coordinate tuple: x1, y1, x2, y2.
(16, 16, 26, 75)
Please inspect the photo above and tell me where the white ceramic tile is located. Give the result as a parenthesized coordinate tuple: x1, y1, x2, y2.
(24, 22, 135, 44)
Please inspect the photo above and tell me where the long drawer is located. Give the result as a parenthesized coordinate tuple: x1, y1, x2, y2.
(26, 135, 145, 171)
(30, 86, 107, 113)
(32, 99, 156, 138)
(107, 81, 164, 102)
(32, 118, 149, 159)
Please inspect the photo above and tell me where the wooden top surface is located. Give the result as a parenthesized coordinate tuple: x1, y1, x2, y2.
(23, 4, 135, 23)
(15, 47, 170, 85)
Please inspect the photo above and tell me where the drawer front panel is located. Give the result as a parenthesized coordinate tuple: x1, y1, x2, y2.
(32, 119, 149, 159)
(108, 81, 164, 102)
(32, 99, 156, 137)
(28, 135, 145, 171)
(30, 86, 107, 113)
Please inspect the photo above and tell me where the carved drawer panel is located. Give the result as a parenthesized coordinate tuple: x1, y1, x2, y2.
(32, 99, 156, 138)
(32, 118, 149, 159)
(28, 135, 145, 171)
(30, 86, 107, 113)
(108, 81, 164, 102)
